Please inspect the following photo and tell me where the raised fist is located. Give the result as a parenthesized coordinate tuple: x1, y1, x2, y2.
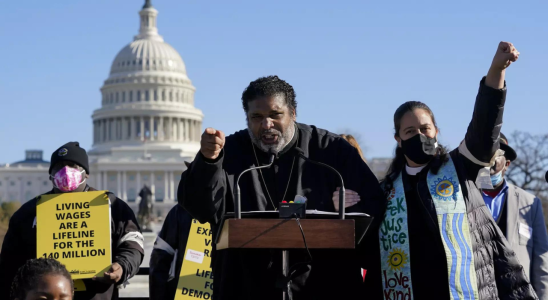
(200, 128, 225, 160)
(491, 41, 520, 71)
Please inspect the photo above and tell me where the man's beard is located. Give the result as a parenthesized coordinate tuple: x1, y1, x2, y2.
(248, 122, 296, 154)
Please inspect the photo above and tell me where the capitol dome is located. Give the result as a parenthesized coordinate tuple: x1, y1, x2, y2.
(109, 39, 188, 76)
(109, 0, 186, 76)
(0, 0, 202, 208)
(90, 0, 203, 156)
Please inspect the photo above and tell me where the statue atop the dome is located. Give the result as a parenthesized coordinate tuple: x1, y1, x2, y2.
(143, 0, 153, 9)
(137, 185, 154, 232)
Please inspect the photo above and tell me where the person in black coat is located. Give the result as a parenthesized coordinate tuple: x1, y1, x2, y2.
(149, 203, 193, 300)
(178, 76, 386, 299)
(0, 142, 144, 300)
(361, 42, 537, 300)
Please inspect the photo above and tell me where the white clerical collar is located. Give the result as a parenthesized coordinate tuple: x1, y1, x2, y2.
(405, 164, 426, 176)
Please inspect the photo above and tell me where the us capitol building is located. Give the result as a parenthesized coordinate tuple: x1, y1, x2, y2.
(0, 1, 203, 216)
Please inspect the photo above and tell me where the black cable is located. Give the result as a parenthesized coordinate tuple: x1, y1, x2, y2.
(293, 214, 312, 262)
(285, 213, 313, 278)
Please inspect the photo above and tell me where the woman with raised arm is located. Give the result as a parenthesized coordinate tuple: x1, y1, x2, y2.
(362, 42, 538, 300)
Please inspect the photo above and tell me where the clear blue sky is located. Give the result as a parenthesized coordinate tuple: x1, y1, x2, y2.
(1, 0, 546, 164)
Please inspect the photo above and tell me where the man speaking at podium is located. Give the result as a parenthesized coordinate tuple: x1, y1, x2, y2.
(178, 75, 385, 299)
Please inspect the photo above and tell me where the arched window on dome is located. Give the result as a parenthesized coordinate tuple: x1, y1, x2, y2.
(136, 119, 141, 138)
(128, 188, 136, 202)
(25, 191, 33, 202)
(116, 92, 119, 103)
(137, 91, 141, 102)
(145, 91, 149, 101)
(144, 120, 150, 138)
(107, 119, 112, 140)
(110, 93, 114, 104)
(155, 187, 164, 202)
(162, 90, 166, 101)
(122, 91, 126, 102)
(169, 91, 173, 102)
(127, 117, 132, 138)
(172, 120, 178, 141)
(154, 90, 158, 101)
(103, 120, 107, 142)
(129, 91, 133, 102)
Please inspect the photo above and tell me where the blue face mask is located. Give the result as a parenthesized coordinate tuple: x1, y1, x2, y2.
(490, 170, 504, 186)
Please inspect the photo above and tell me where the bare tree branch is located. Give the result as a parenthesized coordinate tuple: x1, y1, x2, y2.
(506, 131, 548, 200)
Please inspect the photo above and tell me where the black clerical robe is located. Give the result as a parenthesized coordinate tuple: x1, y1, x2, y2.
(178, 123, 385, 300)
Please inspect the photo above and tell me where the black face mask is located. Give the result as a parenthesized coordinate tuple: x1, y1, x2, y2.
(400, 134, 437, 165)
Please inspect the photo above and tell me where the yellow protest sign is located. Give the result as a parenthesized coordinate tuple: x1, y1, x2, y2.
(37, 191, 112, 280)
(73, 279, 87, 291)
(176, 220, 213, 300)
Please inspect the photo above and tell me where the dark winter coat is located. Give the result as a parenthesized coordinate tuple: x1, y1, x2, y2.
(0, 186, 144, 300)
(179, 123, 386, 300)
(362, 78, 538, 300)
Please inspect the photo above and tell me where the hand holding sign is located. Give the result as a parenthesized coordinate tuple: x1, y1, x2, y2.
(92, 262, 123, 284)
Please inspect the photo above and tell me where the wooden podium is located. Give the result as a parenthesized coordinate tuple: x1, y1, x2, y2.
(217, 218, 356, 250)
(215, 214, 371, 299)
(225, 151, 373, 299)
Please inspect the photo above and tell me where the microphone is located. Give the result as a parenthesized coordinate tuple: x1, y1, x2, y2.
(234, 149, 276, 219)
(294, 147, 346, 220)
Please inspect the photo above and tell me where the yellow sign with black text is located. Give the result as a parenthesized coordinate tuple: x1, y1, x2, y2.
(37, 191, 112, 280)
(175, 220, 213, 300)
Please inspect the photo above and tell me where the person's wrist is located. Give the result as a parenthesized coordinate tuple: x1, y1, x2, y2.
(488, 65, 506, 74)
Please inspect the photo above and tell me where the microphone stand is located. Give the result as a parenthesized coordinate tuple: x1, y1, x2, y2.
(294, 148, 346, 220)
(233, 148, 293, 299)
(233, 152, 275, 219)
(279, 148, 345, 299)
